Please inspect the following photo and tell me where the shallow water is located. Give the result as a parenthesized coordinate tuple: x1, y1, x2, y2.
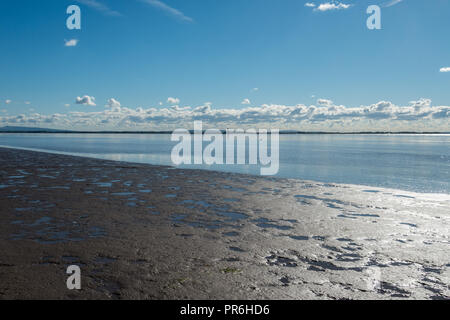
(0, 133, 449, 193)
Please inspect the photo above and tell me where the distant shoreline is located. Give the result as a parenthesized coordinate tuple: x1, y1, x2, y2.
(1, 130, 449, 135)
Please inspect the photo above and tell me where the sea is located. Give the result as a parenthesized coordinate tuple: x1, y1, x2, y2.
(0, 133, 449, 194)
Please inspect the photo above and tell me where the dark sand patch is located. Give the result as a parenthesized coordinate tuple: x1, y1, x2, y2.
(0, 147, 450, 300)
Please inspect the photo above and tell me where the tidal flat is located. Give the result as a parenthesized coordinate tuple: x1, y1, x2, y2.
(0, 147, 449, 299)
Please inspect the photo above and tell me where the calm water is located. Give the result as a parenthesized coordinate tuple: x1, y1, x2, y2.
(1, 133, 449, 194)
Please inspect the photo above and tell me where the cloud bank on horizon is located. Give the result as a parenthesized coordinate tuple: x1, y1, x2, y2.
(1, 98, 448, 132)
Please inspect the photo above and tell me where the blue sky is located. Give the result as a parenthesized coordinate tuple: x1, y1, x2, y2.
(0, 0, 449, 131)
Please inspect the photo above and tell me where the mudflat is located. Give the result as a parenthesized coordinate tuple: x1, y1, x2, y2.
(0, 147, 449, 299)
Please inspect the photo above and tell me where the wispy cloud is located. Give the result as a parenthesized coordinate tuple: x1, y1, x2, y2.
(241, 99, 251, 105)
(140, 0, 194, 23)
(314, 2, 351, 12)
(382, 0, 403, 8)
(440, 67, 450, 73)
(64, 39, 79, 47)
(77, 0, 122, 17)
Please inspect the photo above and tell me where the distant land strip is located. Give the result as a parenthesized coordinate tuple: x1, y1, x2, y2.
(0, 126, 449, 134)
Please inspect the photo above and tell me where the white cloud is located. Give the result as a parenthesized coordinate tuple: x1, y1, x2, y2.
(241, 98, 251, 105)
(140, 0, 193, 23)
(65, 104, 71, 107)
(440, 67, 450, 73)
(5, 100, 12, 104)
(167, 97, 180, 105)
(75, 95, 96, 106)
(106, 98, 121, 108)
(305, 2, 316, 8)
(314, 2, 351, 12)
(76, 0, 122, 17)
(1, 99, 448, 132)
(25, 101, 31, 105)
(64, 39, 79, 47)
(317, 98, 333, 106)
(251, 88, 259, 92)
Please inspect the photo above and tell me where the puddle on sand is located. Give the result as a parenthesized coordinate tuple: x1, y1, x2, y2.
(222, 185, 246, 192)
(62, 256, 81, 264)
(179, 200, 212, 208)
(111, 192, 135, 196)
(347, 213, 380, 218)
(216, 211, 249, 221)
(400, 222, 418, 228)
(94, 182, 113, 188)
(395, 195, 415, 199)
(253, 218, 294, 230)
(88, 226, 107, 238)
(223, 231, 240, 237)
(94, 256, 117, 264)
(289, 235, 309, 241)
(30, 217, 52, 226)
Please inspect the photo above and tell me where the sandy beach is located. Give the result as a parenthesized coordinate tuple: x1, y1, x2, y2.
(1, 147, 449, 300)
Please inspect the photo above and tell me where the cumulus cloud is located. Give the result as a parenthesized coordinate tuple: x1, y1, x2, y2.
(314, 2, 351, 12)
(317, 98, 334, 106)
(106, 98, 121, 108)
(75, 95, 96, 106)
(241, 99, 251, 105)
(5, 100, 12, 104)
(1, 98, 448, 132)
(440, 67, 450, 73)
(64, 39, 79, 47)
(305, 3, 316, 8)
(167, 97, 180, 105)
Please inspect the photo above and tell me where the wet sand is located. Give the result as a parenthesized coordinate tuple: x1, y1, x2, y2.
(1, 147, 449, 300)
